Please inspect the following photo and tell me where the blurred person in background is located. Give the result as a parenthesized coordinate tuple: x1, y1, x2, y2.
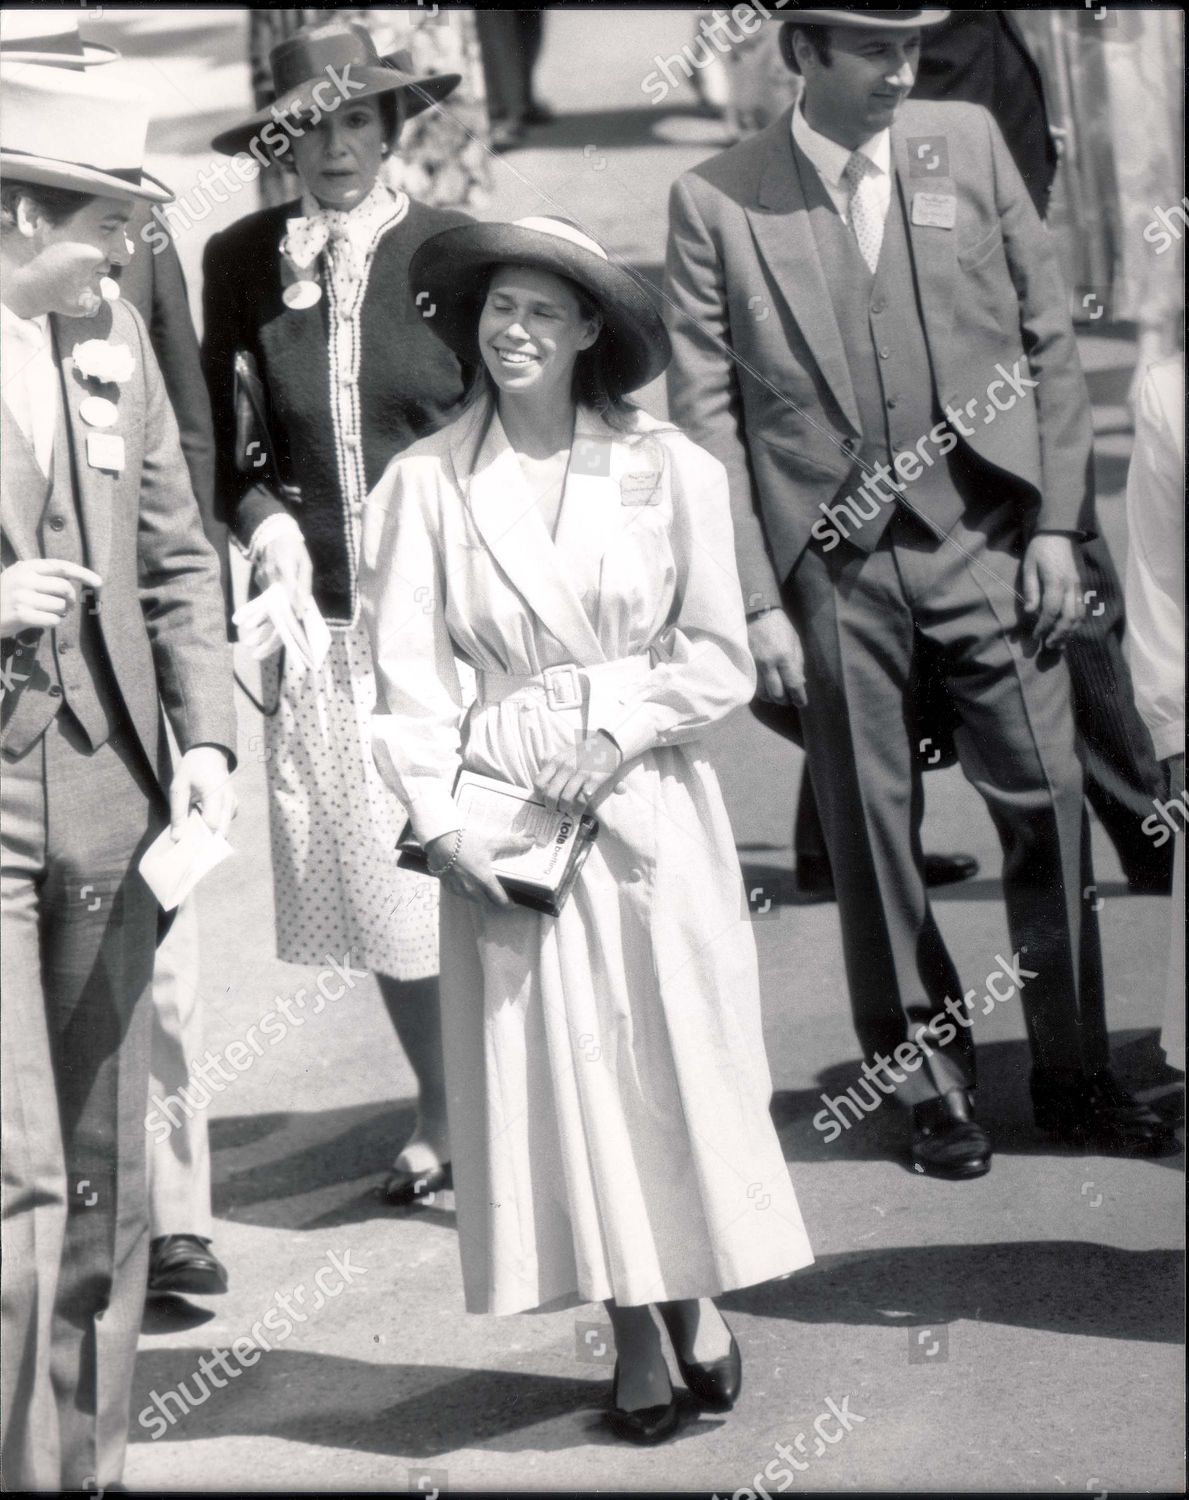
(1124, 352, 1185, 1071)
(202, 19, 470, 1207)
(474, 9, 551, 152)
(361, 214, 813, 1446)
(115, 199, 232, 1299)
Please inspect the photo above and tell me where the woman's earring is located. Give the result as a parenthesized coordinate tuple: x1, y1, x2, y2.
(381, 143, 391, 158)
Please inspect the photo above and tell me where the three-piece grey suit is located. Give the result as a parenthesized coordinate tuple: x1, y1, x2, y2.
(665, 99, 1109, 1104)
(1, 295, 235, 1489)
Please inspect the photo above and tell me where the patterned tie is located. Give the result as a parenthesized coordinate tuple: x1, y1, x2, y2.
(842, 150, 883, 273)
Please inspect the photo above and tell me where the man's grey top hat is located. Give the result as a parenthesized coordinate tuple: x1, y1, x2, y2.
(0, 10, 119, 68)
(409, 216, 672, 396)
(211, 19, 461, 156)
(0, 61, 173, 203)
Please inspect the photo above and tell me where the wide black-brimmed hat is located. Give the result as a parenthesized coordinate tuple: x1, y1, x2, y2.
(211, 19, 460, 156)
(408, 216, 672, 395)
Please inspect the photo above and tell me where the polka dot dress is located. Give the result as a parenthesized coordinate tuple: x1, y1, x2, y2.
(261, 618, 438, 979)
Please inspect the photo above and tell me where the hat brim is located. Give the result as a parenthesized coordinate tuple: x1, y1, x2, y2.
(779, 9, 950, 28)
(210, 59, 461, 156)
(408, 223, 672, 396)
(0, 41, 121, 67)
(0, 150, 173, 203)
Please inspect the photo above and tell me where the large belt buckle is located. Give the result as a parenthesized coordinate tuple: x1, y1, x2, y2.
(543, 662, 583, 711)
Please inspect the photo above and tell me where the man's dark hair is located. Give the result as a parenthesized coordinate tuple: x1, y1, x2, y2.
(0, 179, 98, 230)
(780, 23, 833, 75)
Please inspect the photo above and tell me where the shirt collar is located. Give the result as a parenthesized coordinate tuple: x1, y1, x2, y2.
(0, 300, 50, 346)
(791, 100, 891, 188)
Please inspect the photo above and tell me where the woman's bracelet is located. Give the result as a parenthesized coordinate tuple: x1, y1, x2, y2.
(426, 828, 463, 878)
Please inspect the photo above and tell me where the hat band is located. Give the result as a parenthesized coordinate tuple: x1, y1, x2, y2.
(3, 147, 142, 187)
(0, 30, 87, 57)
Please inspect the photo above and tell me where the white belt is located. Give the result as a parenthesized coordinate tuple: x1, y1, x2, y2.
(476, 656, 650, 714)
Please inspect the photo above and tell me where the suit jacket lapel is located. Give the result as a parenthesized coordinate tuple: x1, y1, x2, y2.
(0, 399, 46, 562)
(449, 397, 605, 664)
(53, 311, 113, 575)
(891, 122, 958, 362)
(745, 110, 861, 434)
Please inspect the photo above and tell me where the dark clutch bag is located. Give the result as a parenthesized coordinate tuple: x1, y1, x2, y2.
(232, 349, 300, 504)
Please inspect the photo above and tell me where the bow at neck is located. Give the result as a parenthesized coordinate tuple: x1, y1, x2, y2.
(281, 181, 408, 284)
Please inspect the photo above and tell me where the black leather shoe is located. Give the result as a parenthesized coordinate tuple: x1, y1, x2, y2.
(659, 1305, 741, 1411)
(1032, 1069, 1177, 1156)
(797, 852, 978, 901)
(604, 1360, 680, 1445)
(383, 1161, 452, 1206)
(148, 1235, 229, 1295)
(923, 852, 979, 887)
(911, 1088, 992, 1178)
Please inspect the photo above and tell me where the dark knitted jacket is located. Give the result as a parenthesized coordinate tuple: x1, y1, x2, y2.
(201, 195, 471, 625)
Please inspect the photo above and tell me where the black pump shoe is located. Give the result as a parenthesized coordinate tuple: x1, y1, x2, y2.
(604, 1360, 681, 1444)
(383, 1161, 452, 1206)
(659, 1304, 742, 1411)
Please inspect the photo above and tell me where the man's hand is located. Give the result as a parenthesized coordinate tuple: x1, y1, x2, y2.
(748, 608, 807, 707)
(170, 745, 236, 840)
(0, 560, 103, 638)
(534, 732, 623, 816)
(255, 528, 313, 618)
(1020, 533, 1085, 650)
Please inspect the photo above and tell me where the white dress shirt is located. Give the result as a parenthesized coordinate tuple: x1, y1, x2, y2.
(791, 102, 892, 229)
(1, 300, 57, 476)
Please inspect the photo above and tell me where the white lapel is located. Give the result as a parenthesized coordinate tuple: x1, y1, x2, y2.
(0, 398, 45, 562)
(449, 396, 606, 664)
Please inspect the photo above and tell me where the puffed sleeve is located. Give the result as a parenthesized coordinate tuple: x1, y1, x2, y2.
(1125, 359, 1185, 763)
(588, 433, 758, 762)
(359, 454, 466, 846)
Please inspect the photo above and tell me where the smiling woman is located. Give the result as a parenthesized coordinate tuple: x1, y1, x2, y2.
(359, 214, 815, 1447)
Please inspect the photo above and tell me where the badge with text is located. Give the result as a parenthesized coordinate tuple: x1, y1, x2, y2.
(912, 192, 957, 230)
(85, 431, 124, 472)
(618, 434, 665, 506)
(79, 395, 118, 429)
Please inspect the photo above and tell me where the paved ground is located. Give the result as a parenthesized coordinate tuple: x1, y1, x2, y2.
(78, 9, 1185, 1493)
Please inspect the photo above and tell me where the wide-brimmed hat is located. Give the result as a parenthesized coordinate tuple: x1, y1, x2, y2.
(0, 62, 173, 203)
(0, 10, 119, 68)
(409, 216, 671, 395)
(779, 8, 950, 29)
(210, 19, 460, 156)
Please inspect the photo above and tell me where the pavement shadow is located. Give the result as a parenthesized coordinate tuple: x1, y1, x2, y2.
(722, 1240, 1184, 1344)
(773, 1030, 1184, 1170)
(211, 1100, 458, 1231)
(128, 1351, 718, 1455)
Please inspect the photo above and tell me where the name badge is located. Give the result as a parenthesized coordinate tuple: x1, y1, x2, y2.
(620, 470, 662, 506)
(912, 192, 957, 230)
(86, 431, 125, 472)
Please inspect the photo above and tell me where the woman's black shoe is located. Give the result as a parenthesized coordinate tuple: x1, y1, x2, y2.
(383, 1161, 452, 1206)
(604, 1360, 680, 1444)
(659, 1305, 742, 1411)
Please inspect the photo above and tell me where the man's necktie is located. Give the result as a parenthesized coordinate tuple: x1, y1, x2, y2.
(842, 150, 883, 273)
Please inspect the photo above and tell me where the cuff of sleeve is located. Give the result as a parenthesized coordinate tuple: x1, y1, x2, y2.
(235, 484, 288, 550)
(407, 784, 464, 848)
(598, 701, 657, 764)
